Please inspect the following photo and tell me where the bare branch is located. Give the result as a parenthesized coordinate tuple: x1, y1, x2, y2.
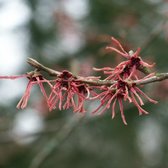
(27, 57, 168, 87)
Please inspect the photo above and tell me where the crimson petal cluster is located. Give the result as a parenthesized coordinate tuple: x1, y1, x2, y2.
(48, 70, 90, 113)
(92, 37, 157, 124)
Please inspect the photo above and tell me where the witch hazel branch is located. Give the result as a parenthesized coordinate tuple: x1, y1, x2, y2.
(1, 37, 168, 125)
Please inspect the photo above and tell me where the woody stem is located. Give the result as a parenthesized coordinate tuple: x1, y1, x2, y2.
(27, 57, 168, 86)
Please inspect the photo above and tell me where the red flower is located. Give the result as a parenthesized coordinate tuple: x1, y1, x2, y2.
(17, 72, 50, 109)
(91, 79, 157, 125)
(48, 71, 90, 112)
(92, 80, 130, 125)
(94, 37, 155, 80)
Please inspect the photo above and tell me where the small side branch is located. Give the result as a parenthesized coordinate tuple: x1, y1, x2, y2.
(27, 58, 61, 76)
(135, 73, 168, 85)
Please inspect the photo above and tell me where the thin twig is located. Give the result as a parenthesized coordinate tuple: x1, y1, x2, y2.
(27, 58, 61, 76)
(135, 73, 168, 85)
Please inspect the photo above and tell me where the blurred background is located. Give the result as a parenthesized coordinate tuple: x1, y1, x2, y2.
(0, 0, 168, 168)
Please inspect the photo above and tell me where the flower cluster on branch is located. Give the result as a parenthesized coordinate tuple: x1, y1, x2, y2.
(91, 37, 157, 124)
(1, 37, 168, 125)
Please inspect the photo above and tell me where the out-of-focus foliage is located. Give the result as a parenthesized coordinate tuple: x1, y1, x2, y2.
(0, 0, 168, 168)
